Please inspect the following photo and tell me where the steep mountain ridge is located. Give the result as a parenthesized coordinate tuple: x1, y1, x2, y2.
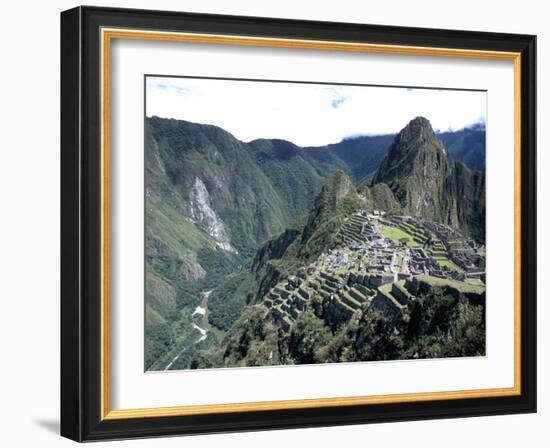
(371, 117, 485, 241)
(300, 170, 356, 243)
(249, 171, 363, 303)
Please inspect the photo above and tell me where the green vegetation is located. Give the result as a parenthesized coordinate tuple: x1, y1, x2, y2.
(199, 283, 486, 367)
(416, 275, 485, 294)
(435, 258, 463, 272)
(192, 306, 282, 368)
(429, 239, 446, 253)
(145, 309, 172, 369)
(426, 238, 463, 272)
(399, 221, 428, 244)
(289, 311, 333, 364)
(322, 287, 485, 362)
(465, 278, 485, 287)
(380, 225, 420, 247)
(207, 270, 256, 331)
(357, 181, 401, 213)
(298, 171, 361, 261)
(147, 306, 198, 371)
(438, 125, 486, 171)
(403, 301, 485, 358)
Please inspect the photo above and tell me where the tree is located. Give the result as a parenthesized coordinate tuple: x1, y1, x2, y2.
(289, 311, 332, 364)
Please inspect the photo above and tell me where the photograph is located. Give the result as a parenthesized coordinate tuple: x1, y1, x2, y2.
(144, 76, 488, 372)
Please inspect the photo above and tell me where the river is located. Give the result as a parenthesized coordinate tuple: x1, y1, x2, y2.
(163, 290, 225, 371)
(192, 289, 226, 343)
(163, 347, 185, 371)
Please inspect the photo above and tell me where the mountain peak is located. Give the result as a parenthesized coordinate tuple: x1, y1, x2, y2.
(369, 117, 485, 240)
(319, 170, 354, 205)
(372, 117, 446, 184)
(300, 170, 355, 246)
(395, 116, 437, 147)
(310, 170, 355, 217)
(408, 116, 432, 128)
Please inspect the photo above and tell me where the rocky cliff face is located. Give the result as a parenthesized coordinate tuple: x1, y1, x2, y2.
(371, 117, 485, 241)
(251, 227, 301, 274)
(189, 176, 234, 252)
(371, 117, 451, 220)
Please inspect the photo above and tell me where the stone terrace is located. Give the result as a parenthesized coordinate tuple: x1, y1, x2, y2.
(262, 211, 485, 333)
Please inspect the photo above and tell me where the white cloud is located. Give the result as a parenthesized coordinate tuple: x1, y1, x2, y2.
(146, 77, 486, 147)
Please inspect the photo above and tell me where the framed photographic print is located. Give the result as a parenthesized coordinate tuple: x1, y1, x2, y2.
(60, 6, 537, 442)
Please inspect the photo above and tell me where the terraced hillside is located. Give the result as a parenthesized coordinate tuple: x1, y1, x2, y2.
(259, 209, 485, 336)
(192, 200, 486, 369)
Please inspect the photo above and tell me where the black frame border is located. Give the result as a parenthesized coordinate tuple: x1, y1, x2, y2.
(61, 6, 536, 442)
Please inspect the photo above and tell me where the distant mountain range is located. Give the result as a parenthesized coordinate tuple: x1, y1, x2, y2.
(437, 123, 486, 171)
(144, 115, 486, 370)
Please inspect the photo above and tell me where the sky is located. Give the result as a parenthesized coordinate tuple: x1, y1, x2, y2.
(146, 76, 487, 147)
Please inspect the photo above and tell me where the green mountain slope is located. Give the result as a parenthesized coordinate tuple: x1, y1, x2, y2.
(437, 124, 486, 171)
(144, 117, 393, 369)
(303, 134, 396, 183)
(371, 117, 485, 241)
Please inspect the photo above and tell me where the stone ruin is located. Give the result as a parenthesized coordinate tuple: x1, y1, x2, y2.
(261, 211, 486, 333)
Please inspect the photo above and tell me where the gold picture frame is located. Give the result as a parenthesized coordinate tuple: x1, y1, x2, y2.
(61, 6, 536, 442)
